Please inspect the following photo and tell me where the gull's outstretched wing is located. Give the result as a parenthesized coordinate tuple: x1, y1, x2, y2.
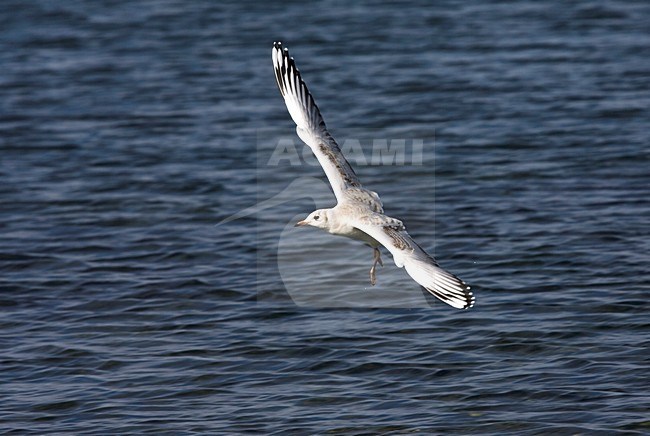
(273, 42, 373, 207)
(353, 215, 475, 310)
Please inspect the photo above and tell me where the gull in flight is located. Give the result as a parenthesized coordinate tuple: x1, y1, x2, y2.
(272, 42, 474, 309)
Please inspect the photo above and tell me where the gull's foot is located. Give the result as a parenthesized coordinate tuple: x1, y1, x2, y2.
(369, 247, 382, 286)
(373, 247, 383, 267)
(369, 266, 377, 286)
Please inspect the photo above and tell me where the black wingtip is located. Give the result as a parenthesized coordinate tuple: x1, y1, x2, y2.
(273, 41, 288, 53)
(272, 42, 292, 63)
(421, 284, 475, 310)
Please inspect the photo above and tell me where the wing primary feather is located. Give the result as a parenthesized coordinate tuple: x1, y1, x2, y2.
(353, 217, 475, 310)
(272, 42, 367, 204)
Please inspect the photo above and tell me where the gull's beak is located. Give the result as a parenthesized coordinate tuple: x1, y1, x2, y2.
(294, 220, 308, 227)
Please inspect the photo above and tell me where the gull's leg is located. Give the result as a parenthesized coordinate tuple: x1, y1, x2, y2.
(369, 247, 383, 286)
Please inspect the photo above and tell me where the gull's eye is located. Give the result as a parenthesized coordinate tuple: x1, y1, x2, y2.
(314, 215, 320, 221)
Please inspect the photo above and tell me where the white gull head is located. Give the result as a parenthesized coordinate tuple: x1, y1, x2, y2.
(295, 209, 331, 229)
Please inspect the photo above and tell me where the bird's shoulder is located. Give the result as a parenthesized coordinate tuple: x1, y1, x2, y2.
(340, 187, 384, 213)
(354, 211, 405, 231)
(352, 212, 412, 251)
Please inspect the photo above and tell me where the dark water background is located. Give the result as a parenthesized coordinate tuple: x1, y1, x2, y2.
(1, 0, 649, 434)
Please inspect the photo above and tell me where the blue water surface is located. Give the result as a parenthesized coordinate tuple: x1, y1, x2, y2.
(1, 0, 649, 434)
